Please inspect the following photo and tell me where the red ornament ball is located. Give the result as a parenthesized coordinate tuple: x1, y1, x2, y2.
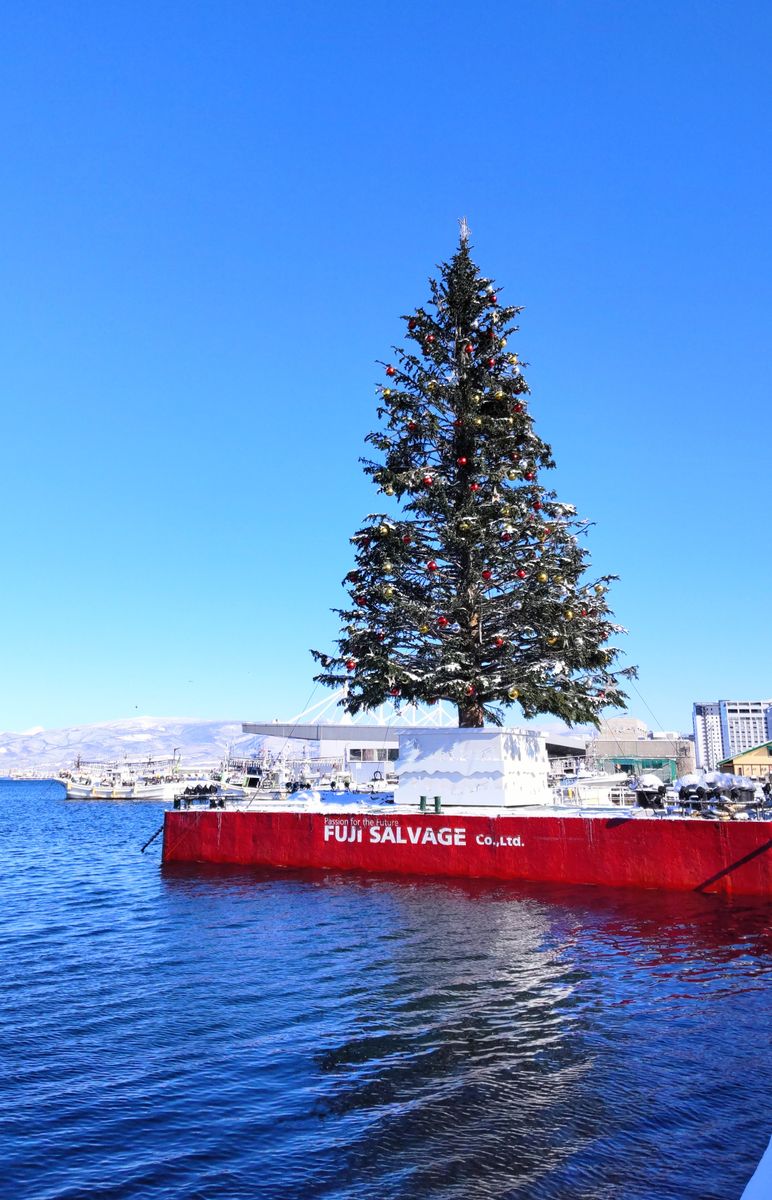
(390, 687, 401, 697)
(402, 534, 411, 544)
(513, 403, 524, 414)
(490, 294, 498, 305)
(525, 471, 535, 481)
(386, 364, 396, 377)
(469, 482, 480, 493)
(427, 560, 438, 572)
(487, 357, 496, 368)
(465, 684, 476, 696)
(425, 334, 435, 345)
(408, 318, 417, 330)
(355, 594, 367, 605)
(464, 343, 474, 355)
(516, 569, 527, 580)
(501, 532, 512, 543)
(437, 616, 449, 628)
(456, 456, 468, 466)
(407, 421, 417, 431)
(422, 475, 434, 487)
(346, 569, 360, 583)
(581, 608, 588, 617)
(345, 659, 356, 671)
(494, 637, 505, 648)
(481, 569, 492, 581)
(533, 500, 542, 511)
(453, 418, 463, 428)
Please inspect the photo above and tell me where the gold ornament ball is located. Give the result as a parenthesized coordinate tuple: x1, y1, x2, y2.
(379, 524, 389, 535)
(554, 575, 563, 585)
(506, 469, 518, 480)
(508, 687, 520, 700)
(428, 380, 437, 391)
(494, 390, 505, 400)
(458, 520, 470, 531)
(547, 636, 557, 645)
(473, 416, 483, 426)
(382, 560, 393, 572)
(538, 572, 548, 583)
(565, 609, 574, 620)
(383, 585, 394, 598)
(384, 485, 394, 496)
(419, 624, 429, 634)
(507, 354, 519, 366)
(472, 391, 482, 401)
(499, 338, 507, 348)
(595, 584, 606, 595)
(383, 388, 391, 397)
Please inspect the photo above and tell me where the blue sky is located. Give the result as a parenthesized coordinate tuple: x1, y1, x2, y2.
(1, 0, 771, 734)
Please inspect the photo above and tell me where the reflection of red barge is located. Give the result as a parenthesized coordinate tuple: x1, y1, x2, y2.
(162, 805, 772, 896)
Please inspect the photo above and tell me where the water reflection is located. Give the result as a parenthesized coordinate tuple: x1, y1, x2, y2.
(159, 867, 771, 1198)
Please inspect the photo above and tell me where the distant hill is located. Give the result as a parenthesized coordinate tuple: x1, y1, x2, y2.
(0, 713, 596, 777)
(0, 716, 269, 774)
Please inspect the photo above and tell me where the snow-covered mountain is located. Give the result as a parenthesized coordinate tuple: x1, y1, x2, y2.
(0, 716, 268, 774)
(0, 713, 595, 777)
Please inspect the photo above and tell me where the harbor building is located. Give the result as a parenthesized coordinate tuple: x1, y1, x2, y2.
(693, 699, 772, 770)
(717, 740, 772, 780)
(597, 716, 649, 741)
(586, 729, 695, 783)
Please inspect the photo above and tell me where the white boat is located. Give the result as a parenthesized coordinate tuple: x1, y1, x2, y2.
(65, 776, 135, 800)
(553, 770, 637, 807)
(61, 755, 217, 802)
(219, 754, 288, 802)
(353, 771, 400, 794)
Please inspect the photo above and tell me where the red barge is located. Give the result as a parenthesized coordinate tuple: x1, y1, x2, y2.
(162, 730, 772, 896)
(162, 802, 772, 897)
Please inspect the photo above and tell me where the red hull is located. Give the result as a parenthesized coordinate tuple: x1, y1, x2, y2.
(162, 809, 772, 896)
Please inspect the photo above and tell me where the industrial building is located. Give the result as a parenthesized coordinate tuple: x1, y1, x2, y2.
(586, 718, 695, 783)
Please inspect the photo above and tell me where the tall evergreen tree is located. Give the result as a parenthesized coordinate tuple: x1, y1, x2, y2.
(313, 230, 635, 728)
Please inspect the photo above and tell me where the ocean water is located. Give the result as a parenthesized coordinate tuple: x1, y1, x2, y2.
(1, 780, 770, 1200)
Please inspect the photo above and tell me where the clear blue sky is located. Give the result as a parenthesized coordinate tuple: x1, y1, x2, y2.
(2, 0, 771, 734)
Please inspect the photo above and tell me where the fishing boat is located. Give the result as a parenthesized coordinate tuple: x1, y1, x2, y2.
(62, 755, 216, 802)
(162, 729, 772, 895)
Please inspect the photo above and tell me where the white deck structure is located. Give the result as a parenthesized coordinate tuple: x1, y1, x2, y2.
(242, 689, 587, 787)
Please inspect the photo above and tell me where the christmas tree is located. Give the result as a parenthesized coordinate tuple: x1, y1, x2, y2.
(312, 226, 635, 728)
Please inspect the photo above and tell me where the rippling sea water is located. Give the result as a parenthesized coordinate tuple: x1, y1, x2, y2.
(1, 781, 770, 1199)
